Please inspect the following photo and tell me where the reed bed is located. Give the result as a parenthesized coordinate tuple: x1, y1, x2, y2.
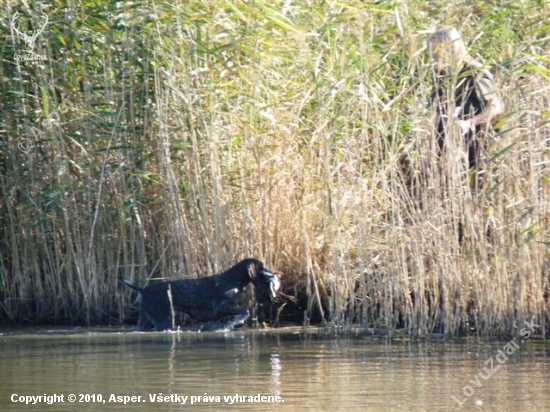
(0, 0, 548, 337)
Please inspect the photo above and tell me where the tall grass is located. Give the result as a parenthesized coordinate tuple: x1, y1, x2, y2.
(0, 0, 548, 336)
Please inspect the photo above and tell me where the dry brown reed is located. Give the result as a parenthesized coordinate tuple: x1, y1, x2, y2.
(0, 0, 548, 336)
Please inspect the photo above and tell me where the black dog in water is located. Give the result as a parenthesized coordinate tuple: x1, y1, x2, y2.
(119, 258, 281, 331)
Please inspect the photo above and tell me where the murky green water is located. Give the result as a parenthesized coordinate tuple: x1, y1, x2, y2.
(0, 327, 549, 411)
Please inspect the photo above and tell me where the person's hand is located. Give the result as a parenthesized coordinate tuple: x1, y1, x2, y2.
(458, 119, 474, 136)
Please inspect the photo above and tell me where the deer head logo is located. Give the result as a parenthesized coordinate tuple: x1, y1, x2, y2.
(11, 11, 49, 53)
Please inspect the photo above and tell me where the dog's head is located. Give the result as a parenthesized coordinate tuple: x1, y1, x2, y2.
(245, 259, 281, 305)
(255, 270, 282, 306)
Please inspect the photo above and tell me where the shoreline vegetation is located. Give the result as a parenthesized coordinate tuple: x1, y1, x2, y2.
(1, 1, 548, 337)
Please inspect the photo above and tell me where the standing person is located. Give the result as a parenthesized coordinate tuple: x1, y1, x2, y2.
(428, 27, 504, 183)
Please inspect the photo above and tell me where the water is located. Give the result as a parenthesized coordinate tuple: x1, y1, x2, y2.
(1, 327, 549, 411)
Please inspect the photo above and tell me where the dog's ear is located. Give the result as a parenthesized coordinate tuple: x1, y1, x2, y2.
(247, 259, 267, 281)
(247, 260, 258, 281)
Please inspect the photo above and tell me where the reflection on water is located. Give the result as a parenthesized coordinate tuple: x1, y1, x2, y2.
(0, 327, 549, 411)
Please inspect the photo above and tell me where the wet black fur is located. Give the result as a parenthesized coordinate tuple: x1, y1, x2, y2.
(119, 258, 279, 331)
